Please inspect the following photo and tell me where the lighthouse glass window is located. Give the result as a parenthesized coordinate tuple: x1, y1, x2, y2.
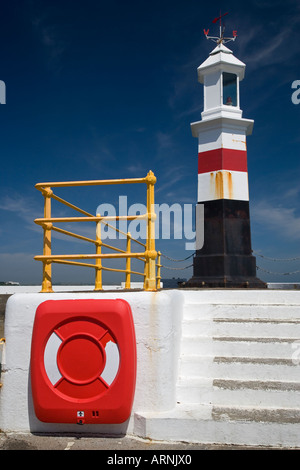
(222, 72, 237, 107)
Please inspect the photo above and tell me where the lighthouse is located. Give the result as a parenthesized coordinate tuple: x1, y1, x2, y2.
(186, 20, 266, 288)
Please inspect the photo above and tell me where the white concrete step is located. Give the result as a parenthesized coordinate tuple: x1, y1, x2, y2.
(183, 303, 300, 321)
(182, 318, 300, 337)
(180, 335, 297, 357)
(212, 404, 300, 424)
(134, 403, 300, 447)
(180, 290, 300, 308)
(170, 296, 300, 447)
(176, 377, 300, 408)
(179, 355, 300, 381)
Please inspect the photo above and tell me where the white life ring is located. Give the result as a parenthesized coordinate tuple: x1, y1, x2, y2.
(44, 326, 120, 393)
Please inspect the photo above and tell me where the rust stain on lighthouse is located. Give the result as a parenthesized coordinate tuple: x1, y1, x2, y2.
(227, 171, 233, 199)
(210, 171, 234, 200)
(215, 171, 224, 199)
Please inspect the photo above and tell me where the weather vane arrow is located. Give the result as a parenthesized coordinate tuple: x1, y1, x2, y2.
(203, 11, 237, 44)
(212, 11, 229, 24)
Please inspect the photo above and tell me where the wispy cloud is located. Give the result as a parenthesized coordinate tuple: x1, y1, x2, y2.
(126, 162, 147, 175)
(233, 5, 300, 72)
(30, 5, 71, 73)
(156, 165, 191, 196)
(0, 193, 41, 231)
(252, 200, 300, 241)
(0, 193, 96, 242)
(156, 131, 175, 151)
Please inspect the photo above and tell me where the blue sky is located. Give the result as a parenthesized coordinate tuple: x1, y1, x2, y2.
(0, 0, 299, 286)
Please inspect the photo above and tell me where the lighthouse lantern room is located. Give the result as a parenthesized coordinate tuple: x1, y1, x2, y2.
(186, 18, 266, 288)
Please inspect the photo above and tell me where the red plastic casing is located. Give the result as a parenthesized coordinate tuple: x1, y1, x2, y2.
(30, 299, 136, 424)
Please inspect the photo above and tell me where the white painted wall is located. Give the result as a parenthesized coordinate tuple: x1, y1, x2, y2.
(203, 71, 221, 111)
(0, 290, 184, 434)
(1, 288, 300, 447)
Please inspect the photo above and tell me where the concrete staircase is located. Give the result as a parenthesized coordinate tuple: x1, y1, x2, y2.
(135, 292, 300, 448)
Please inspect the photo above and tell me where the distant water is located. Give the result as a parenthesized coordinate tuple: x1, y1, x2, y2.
(161, 278, 186, 288)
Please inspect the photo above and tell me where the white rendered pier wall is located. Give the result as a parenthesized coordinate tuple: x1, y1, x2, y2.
(1, 288, 300, 448)
(0, 290, 183, 435)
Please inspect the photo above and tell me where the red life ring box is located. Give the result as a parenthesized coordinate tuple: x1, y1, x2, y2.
(30, 299, 136, 424)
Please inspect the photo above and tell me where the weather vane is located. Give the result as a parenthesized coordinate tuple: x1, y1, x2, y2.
(203, 11, 237, 45)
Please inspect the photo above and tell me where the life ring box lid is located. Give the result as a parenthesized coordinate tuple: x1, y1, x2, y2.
(30, 299, 136, 424)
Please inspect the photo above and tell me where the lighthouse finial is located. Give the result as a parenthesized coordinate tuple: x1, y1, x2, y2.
(203, 11, 237, 45)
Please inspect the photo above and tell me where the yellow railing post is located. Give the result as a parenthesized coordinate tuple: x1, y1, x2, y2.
(41, 187, 53, 293)
(144, 170, 157, 291)
(94, 213, 103, 291)
(156, 251, 162, 289)
(125, 232, 131, 289)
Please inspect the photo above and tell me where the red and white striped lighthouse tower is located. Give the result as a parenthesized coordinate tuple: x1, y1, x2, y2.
(186, 18, 266, 288)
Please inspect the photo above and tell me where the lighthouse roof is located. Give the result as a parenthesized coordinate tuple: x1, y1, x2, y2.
(197, 42, 246, 83)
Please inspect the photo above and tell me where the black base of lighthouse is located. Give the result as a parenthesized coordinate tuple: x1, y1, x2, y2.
(184, 255, 266, 288)
(184, 277, 266, 288)
(183, 199, 267, 289)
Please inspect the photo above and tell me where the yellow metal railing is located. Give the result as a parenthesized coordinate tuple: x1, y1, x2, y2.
(34, 171, 160, 292)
